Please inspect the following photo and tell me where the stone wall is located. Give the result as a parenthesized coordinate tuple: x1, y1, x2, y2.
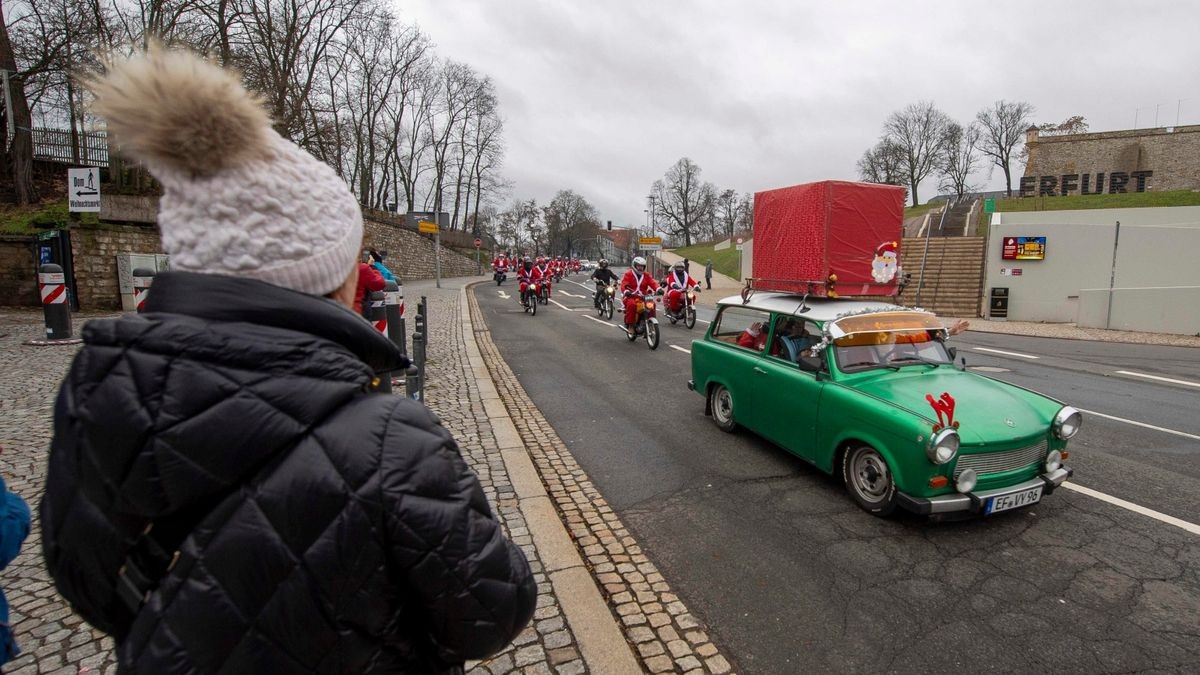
(69, 224, 163, 309)
(362, 216, 482, 280)
(1023, 125, 1200, 195)
(0, 238, 38, 306)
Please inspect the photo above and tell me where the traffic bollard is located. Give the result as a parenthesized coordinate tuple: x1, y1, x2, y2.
(404, 364, 420, 400)
(132, 267, 156, 313)
(367, 290, 392, 391)
(410, 332, 425, 401)
(39, 263, 71, 340)
(384, 280, 406, 355)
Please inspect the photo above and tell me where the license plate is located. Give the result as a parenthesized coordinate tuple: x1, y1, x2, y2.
(986, 485, 1043, 514)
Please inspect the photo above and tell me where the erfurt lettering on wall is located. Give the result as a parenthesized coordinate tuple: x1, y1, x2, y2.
(1020, 170, 1152, 197)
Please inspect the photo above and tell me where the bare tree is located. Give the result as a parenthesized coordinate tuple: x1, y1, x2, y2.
(714, 188, 742, 239)
(975, 100, 1034, 197)
(938, 122, 981, 200)
(650, 157, 715, 248)
(882, 101, 952, 206)
(542, 189, 598, 257)
(1037, 115, 1088, 136)
(856, 138, 905, 188)
(0, 0, 39, 204)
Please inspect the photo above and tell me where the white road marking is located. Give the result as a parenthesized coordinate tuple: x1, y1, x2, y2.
(1115, 370, 1200, 389)
(971, 347, 1040, 359)
(1061, 482, 1200, 537)
(1077, 408, 1200, 441)
(497, 290, 510, 299)
(670, 345, 691, 354)
(583, 315, 620, 328)
(549, 299, 587, 312)
(559, 291, 585, 298)
(697, 318, 711, 324)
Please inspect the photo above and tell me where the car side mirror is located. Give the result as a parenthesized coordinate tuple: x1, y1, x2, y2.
(947, 346, 958, 361)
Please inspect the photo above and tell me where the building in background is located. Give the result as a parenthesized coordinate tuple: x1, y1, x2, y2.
(1022, 125, 1200, 197)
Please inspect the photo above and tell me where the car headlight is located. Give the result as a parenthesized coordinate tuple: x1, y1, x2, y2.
(926, 428, 960, 464)
(1053, 407, 1082, 440)
(956, 468, 977, 494)
(1044, 449, 1062, 472)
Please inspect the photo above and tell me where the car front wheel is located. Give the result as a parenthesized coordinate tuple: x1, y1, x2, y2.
(843, 445, 898, 516)
(709, 384, 736, 433)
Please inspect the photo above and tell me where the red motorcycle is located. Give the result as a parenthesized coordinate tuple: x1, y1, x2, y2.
(664, 284, 699, 329)
(624, 292, 661, 350)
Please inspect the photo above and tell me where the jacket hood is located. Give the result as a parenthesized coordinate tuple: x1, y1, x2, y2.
(847, 367, 1055, 445)
(62, 272, 407, 519)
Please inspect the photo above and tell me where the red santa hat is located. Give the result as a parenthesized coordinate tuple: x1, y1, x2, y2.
(876, 241, 899, 257)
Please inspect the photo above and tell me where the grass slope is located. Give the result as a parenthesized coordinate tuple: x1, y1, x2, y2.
(993, 190, 1200, 212)
(670, 241, 742, 279)
(0, 200, 98, 235)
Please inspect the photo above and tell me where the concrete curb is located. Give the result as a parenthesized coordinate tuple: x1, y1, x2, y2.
(459, 282, 641, 675)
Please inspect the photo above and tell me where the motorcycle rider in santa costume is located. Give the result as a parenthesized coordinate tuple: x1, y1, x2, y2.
(492, 252, 509, 277)
(620, 256, 660, 336)
(533, 256, 552, 297)
(662, 261, 701, 314)
(517, 256, 536, 302)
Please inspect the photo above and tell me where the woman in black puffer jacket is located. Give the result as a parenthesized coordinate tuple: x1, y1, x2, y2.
(40, 46, 534, 673)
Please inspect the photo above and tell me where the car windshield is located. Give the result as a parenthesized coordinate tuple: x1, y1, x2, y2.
(829, 312, 951, 372)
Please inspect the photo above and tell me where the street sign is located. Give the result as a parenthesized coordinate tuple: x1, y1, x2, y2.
(984, 198, 995, 213)
(68, 167, 101, 213)
(474, 238, 482, 249)
(735, 244, 744, 251)
(736, 237, 744, 244)
(418, 220, 439, 234)
(639, 236, 662, 251)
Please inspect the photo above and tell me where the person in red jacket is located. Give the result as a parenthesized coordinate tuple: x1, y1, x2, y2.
(517, 257, 535, 302)
(620, 256, 660, 333)
(354, 259, 385, 316)
(534, 256, 552, 297)
(737, 321, 768, 350)
(492, 253, 509, 275)
(662, 261, 701, 314)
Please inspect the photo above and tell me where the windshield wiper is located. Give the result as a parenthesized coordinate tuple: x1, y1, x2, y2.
(890, 355, 945, 368)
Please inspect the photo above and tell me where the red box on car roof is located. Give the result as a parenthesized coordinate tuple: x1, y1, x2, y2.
(749, 180, 906, 298)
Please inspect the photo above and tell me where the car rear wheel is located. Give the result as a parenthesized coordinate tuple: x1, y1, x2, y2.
(709, 384, 736, 432)
(843, 445, 897, 516)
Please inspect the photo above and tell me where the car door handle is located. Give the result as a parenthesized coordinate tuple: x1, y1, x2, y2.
(753, 367, 767, 375)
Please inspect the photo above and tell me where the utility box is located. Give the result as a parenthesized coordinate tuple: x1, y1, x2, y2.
(989, 287, 1009, 320)
(750, 180, 906, 298)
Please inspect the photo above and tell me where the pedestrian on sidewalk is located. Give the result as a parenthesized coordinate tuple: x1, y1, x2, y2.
(0, 460, 31, 669)
(41, 45, 534, 674)
(369, 248, 397, 282)
(705, 258, 713, 289)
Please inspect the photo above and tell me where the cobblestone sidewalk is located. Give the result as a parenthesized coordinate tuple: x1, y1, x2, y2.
(0, 283, 582, 674)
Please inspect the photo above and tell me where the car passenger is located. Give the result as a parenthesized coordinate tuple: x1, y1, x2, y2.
(737, 321, 768, 350)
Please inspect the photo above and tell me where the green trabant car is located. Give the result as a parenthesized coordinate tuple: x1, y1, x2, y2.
(688, 293, 1081, 517)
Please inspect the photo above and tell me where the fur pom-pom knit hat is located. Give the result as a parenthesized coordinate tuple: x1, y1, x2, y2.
(84, 45, 362, 296)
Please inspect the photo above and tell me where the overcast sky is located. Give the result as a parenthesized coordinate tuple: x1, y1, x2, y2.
(397, 0, 1200, 228)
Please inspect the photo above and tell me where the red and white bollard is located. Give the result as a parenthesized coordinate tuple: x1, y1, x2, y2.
(39, 263, 72, 340)
(132, 267, 156, 313)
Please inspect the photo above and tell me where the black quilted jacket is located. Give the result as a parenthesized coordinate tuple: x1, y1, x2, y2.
(41, 272, 535, 673)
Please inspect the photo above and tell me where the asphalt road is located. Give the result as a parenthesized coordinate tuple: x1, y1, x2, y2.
(475, 274, 1200, 674)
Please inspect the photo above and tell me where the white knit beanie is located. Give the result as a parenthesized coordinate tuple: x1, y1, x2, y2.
(85, 45, 361, 297)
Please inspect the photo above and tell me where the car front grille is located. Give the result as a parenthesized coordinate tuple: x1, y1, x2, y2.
(954, 440, 1048, 479)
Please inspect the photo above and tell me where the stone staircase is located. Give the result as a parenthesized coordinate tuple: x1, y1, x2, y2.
(897, 236, 985, 316)
(932, 198, 979, 237)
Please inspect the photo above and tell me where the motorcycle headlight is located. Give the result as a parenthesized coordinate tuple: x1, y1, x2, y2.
(606, 287, 614, 295)
(1053, 407, 1082, 440)
(688, 292, 696, 301)
(646, 301, 656, 309)
(926, 428, 960, 465)
(531, 284, 538, 290)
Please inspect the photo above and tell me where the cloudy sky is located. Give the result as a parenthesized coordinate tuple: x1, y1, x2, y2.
(397, 0, 1200, 228)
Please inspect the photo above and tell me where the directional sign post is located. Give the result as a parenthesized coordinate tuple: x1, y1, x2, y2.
(474, 237, 482, 275)
(68, 168, 101, 213)
(418, 221, 441, 288)
(638, 236, 663, 252)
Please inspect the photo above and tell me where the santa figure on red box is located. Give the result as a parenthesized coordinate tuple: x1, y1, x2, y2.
(871, 241, 900, 284)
